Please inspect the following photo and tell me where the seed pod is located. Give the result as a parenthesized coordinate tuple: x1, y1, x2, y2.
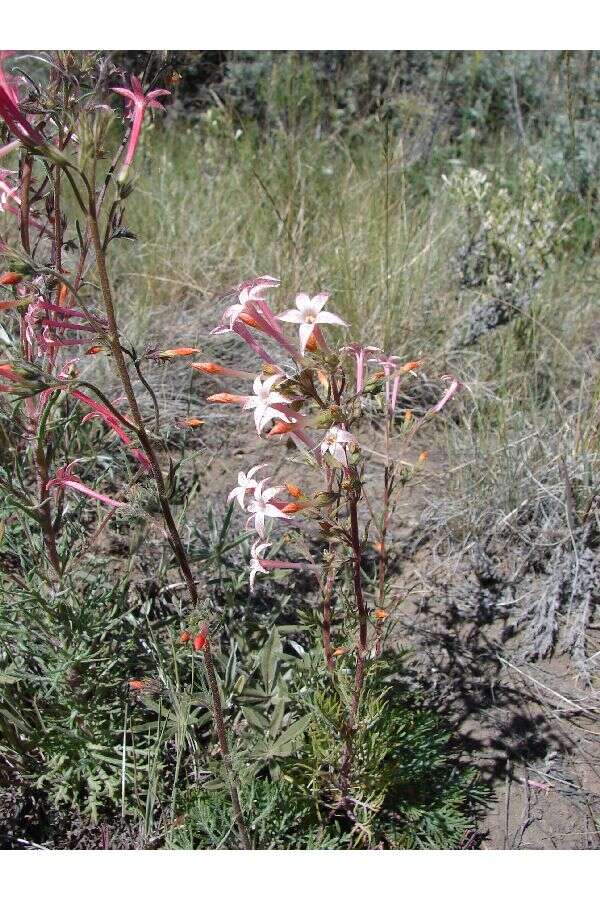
(312, 491, 336, 508)
(362, 371, 386, 395)
(309, 409, 335, 429)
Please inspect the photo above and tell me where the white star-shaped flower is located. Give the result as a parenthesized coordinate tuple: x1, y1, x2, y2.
(246, 481, 290, 538)
(242, 373, 292, 434)
(320, 426, 357, 464)
(227, 464, 267, 510)
(277, 292, 348, 354)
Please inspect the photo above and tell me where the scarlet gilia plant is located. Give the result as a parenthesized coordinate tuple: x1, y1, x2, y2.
(196, 275, 465, 816)
(0, 51, 250, 847)
(0, 51, 469, 845)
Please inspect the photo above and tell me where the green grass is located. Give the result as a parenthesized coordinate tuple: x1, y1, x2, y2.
(114, 116, 458, 355)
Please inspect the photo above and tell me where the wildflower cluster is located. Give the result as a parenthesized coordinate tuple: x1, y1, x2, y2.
(186, 272, 465, 813)
(0, 51, 466, 844)
(192, 275, 462, 600)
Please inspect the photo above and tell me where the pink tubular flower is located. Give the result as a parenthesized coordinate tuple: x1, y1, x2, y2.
(227, 464, 266, 510)
(23, 300, 103, 358)
(248, 540, 308, 592)
(212, 276, 280, 334)
(69, 389, 152, 471)
(211, 275, 299, 363)
(246, 480, 291, 538)
(112, 75, 170, 178)
(46, 462, 126, 508)
(0, 53, 45, 148)
(430, 374, 465, 415)
(277, 292, 348, 355)
(242, 373, 292, 434)
(191, 361, 253, 379)
(266, 412, 314, 450)
(320, 426, 357, 465)
(342, 343, 382, 394)
(368, 352, 403, 414)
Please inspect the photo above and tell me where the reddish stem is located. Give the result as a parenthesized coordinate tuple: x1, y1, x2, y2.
(338, 493, 368, 806)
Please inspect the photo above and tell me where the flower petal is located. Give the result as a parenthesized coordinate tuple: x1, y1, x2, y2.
(311, 292, 330, 313)
(315, 311, 348, 327)
(294, 293, 312, 313)
(299, 322, 315, 354)
(277, 309, 304, 324)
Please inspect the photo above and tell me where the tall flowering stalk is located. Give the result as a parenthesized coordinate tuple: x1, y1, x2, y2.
(201, 275, 465, 815)
(0, 52, 249, 847)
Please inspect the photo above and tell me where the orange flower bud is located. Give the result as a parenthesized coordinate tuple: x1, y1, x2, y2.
(182, 417, 204, 428)
(261, 363, 280, 376)
(58, 283, 69, 306)
(280, 502, 304, 514)
(85, 345, 106, 355)
(193, 632, 207, 652)
(418, 451, 429, 464)
(399, 360, 423, 374)
(207, 392, 245, 404)
(238, 311, 263, 330)
(305, 332, 318, 353)
(372, 541, 385, 556)
(374, 608, 389, 621)
(0, 272, 24, 286)
(191, 362, 250, 378)
(332, 647, 348, 657)
(404, 410, 413, 423)
(192, 362, 224, 374)
(129, 679, 146, 691)
(179, 630, 191, 643)
(267, 421, 296, 436)
(156, 347, 199, 359)
(285, 482, 303, 498)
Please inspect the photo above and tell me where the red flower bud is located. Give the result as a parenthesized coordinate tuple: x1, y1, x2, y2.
(285, 482, 303, 498)
(153, 347, 199, 360)
(181, 417, 204, 428)
(193, 632, 207, 652)
(207, 392, 246, 404)
(0, 272, 23, 286)
(280, 502, 304, 514)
